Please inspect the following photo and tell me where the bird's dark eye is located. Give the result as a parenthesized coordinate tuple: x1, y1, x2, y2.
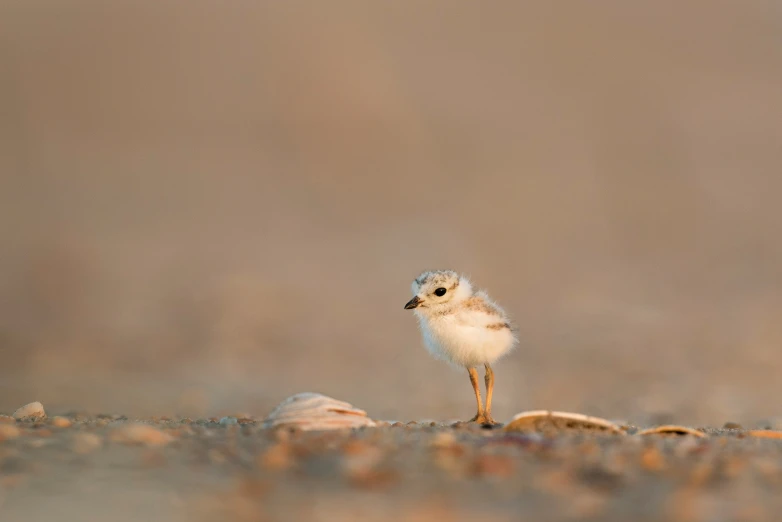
(434, 287, 447, 297)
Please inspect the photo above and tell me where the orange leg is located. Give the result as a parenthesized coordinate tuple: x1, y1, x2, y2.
(483, 363, 498, 425)
(467, 367, 486, 423)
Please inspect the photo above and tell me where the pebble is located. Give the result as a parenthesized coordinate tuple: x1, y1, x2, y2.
(109, 423, 173, 447)
(26, 438, 49, 449)
(0, 424, 21, 441)
(341, 444, 395, 489)
(13, 402, 46, 421)
(429, 431, 458, 449)
(219, 417, 238, 426)
(640, 445, 666, 471)
(51, 417, 73, 428)
(472, 454, 514, 478)
(71, 432, 103, 454)
(258, 442, 293, 471)
(141, 449, 167, 468)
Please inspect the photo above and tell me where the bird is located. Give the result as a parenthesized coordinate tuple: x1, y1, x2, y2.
(404, 269, 517, 425)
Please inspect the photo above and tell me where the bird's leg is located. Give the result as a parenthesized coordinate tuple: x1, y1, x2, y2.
(483, 363, 499, 425)
(467, 367, 487, 423)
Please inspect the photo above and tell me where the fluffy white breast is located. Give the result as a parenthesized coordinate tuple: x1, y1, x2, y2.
(415, 307, 516, 368)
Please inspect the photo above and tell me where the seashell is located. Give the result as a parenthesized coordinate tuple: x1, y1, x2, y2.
(637, 425, 705, 437)
(746, 430, 782, 439)
(262, 392, 377, 431)
(13, 401, 46, 421)
(503, 410, 625, 435)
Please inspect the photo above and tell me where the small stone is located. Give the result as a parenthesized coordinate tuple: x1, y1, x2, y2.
(432, 448, 468, 476)
(0, 424, 21, 441)
(141, 449, 166, 468)
(26, 438, 49, 449)
(429, 432, 457, 449)
(168, 426, 193, 437)
(640, 445, 666, 471)
(13, 402, 46, 421)
(208, 448, 226, 464)
(723, 422, 743, 430)
(566, 491, 608, 519)
(109, 423, 172, 447)
(71, 432, 103, 454)
(341, 444, 392, 488)
(722, 454, 748, 478)
(472, 454, 514, 478)
(258, 442, 293, 470)
(219, 417, 238, 426)
(51, 417, 73, 428)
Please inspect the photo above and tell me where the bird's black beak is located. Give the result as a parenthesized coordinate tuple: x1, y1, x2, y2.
(404, 296, 423, 310)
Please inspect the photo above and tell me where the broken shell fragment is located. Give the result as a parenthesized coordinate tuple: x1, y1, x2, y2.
(262, 393, 377, 431)
(746, 430, 782, 439)
(638, 425, 706, 438)
(503, 411, 625, 435)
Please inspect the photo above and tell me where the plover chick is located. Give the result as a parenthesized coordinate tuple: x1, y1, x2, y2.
(404, 270, 517, 425)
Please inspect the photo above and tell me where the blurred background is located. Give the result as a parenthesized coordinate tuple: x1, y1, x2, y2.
(1, 0, 781, 426)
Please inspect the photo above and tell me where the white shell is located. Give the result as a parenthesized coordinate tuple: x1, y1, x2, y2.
(13, 401, 46, 420)
(504, 410, 625, 435)
(262, 393, 377, 431)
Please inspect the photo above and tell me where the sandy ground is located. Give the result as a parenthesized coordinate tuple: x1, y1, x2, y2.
(3, 405, 782, 522)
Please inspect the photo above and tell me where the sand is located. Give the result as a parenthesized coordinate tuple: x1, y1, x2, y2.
(2, 408, 782, 522)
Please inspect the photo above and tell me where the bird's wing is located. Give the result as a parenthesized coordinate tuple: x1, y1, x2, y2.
(458, 292, 512, 330)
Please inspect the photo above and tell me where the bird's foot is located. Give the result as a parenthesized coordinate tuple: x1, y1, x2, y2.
(468, 413, 501, 427)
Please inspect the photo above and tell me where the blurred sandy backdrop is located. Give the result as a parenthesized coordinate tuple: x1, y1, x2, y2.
(1, 0, 781, 426)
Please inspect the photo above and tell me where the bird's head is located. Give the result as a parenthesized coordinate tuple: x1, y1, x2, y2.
(404, 270, 473, 313)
